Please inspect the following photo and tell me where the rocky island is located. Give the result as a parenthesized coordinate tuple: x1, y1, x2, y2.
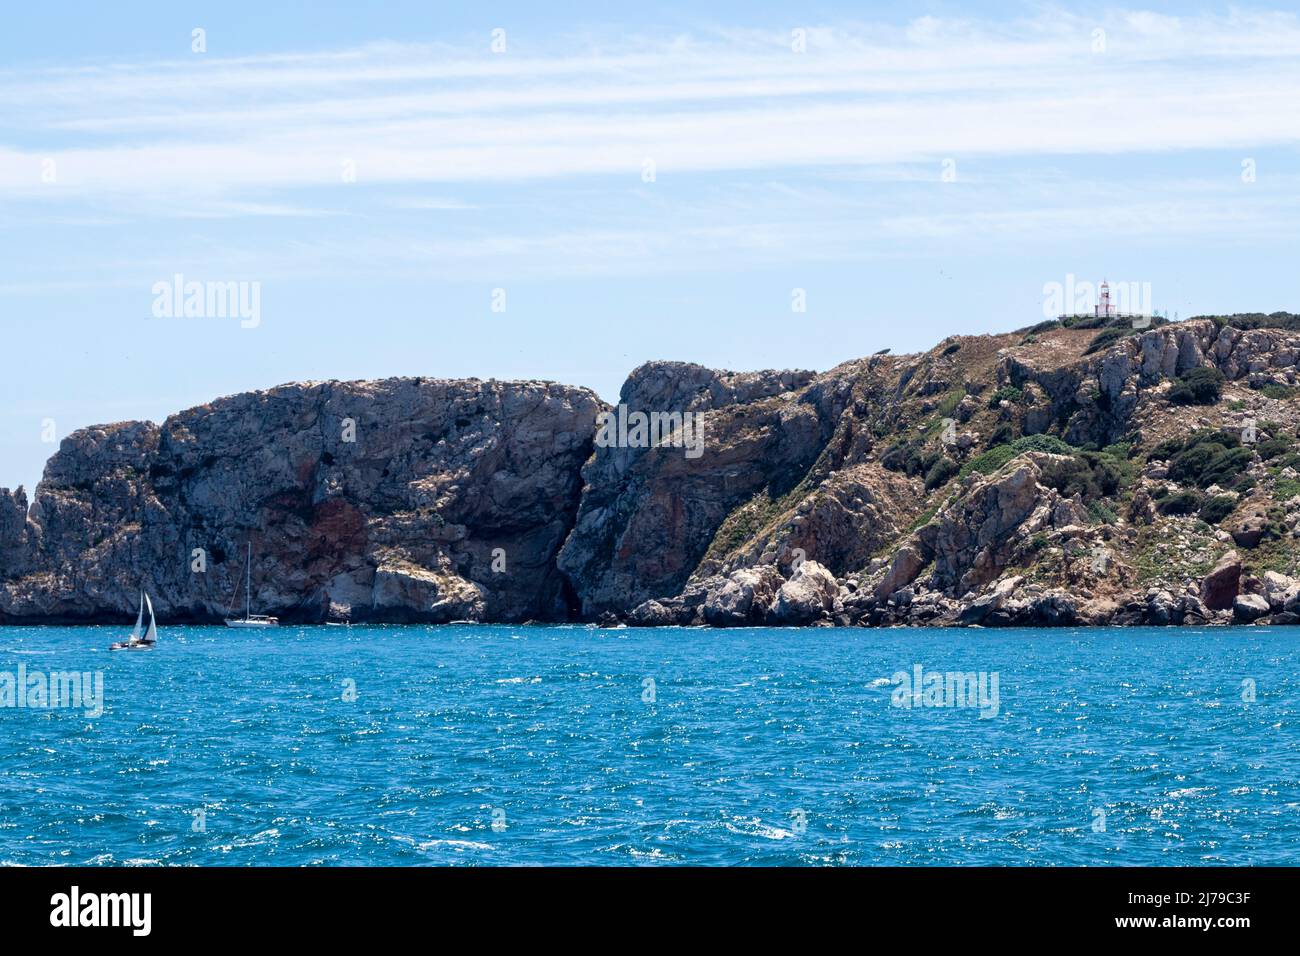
(4, 312, 1300, 628)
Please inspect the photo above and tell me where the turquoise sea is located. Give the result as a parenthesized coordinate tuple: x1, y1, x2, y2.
(0, 625, 1296, 866)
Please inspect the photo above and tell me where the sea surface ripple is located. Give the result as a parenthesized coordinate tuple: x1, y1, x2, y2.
(0, 624, 1296, 865)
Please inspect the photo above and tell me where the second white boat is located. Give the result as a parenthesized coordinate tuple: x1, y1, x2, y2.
(225, 541, 279, 628)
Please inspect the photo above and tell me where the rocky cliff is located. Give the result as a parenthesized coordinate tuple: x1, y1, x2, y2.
(1, 378, 601, 623)
(5, 313, 1300, 627)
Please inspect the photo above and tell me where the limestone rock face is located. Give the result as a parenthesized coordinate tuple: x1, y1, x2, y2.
(1262, 571, 1300, 611)
(1003, 320, 1300, 447)
(926, 459, 1055, 594)
(556, 361, 827, 617)
(1230, 513, 1268, 549)
(626, 598, 678, 627)
(1146, 589, 1179, 626)
(767, 560, 837, 625)
(1077, 597, 1120, 626)
(1233, 593, 1271, 623)
(0, 378, 601, 623)
(874, 545, 926, 601)
(0, 487, 32, 579)
(703, 566, 783, 627)
(956, 575, 1023, 626)
(1201, 550, 1243, 611)
(371, 560, 487, 622)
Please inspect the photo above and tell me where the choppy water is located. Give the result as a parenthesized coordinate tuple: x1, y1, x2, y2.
(0, 624, 1296, 865)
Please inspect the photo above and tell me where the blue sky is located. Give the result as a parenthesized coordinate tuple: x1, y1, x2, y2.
(3, 2, 1299, 496)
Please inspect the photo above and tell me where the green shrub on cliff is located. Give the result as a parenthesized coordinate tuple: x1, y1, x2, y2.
(958, 435, 1078, 480)
(1197, 312, 1300, 332)
(986, 422, 1016, 447)
(1087, 501, 1118, 524)
(1039, 451, 1121, 502)
(1198, 495, 1237, 525)
(1259, 383, 1298, 401)
(1154, 430, 1252, 489)
(882, 438, 946, 478)
(881, 439, 922, 475)
(1275, 477, 1300, 502)
(1158, 490, 1203, 516)
(960, 444, 1017, 478)
(1012, 434, 1073, 455)
(1255, 436, 1291, 460)
(987, 385, 1024, 408)
(924, 456, 960, 490)
(1018, 319, 1062, 335)
(1149, 436, 1187, 461)
(1173, 442, 1251, 488)
(1168, 367, 1225, 405)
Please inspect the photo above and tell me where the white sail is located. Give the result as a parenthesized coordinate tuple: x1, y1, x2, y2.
(111, 588, 156, 650)
(129, 590, 144, 641)
(143, 593, 158, 643)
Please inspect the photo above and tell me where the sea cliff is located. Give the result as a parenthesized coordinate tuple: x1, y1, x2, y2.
(5, 314, 1300, 627)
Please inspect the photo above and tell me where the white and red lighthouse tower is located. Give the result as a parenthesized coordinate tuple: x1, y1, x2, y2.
(1095, 279, 1116, 318)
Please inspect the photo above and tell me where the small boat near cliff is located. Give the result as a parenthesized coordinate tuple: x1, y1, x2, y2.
(225, 542, 279, 628)
(111, 591, 158, 650)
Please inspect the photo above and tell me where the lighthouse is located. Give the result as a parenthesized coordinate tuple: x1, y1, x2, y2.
(1095, 279, 1116, 318)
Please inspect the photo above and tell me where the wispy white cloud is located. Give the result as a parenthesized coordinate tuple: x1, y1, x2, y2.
(2, 170, 1283, 286)
(3, 10, 1300, 200)
(1, 9, 1298, 287)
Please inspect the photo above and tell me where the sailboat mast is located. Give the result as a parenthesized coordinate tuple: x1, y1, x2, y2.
(245, 541, 252, 621)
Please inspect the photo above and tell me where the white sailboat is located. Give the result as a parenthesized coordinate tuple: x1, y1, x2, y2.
(111, 591, 158, 650)
(225, 541, 279, 627)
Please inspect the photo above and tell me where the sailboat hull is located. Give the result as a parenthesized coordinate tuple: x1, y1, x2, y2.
(224, 618, 279, 628)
